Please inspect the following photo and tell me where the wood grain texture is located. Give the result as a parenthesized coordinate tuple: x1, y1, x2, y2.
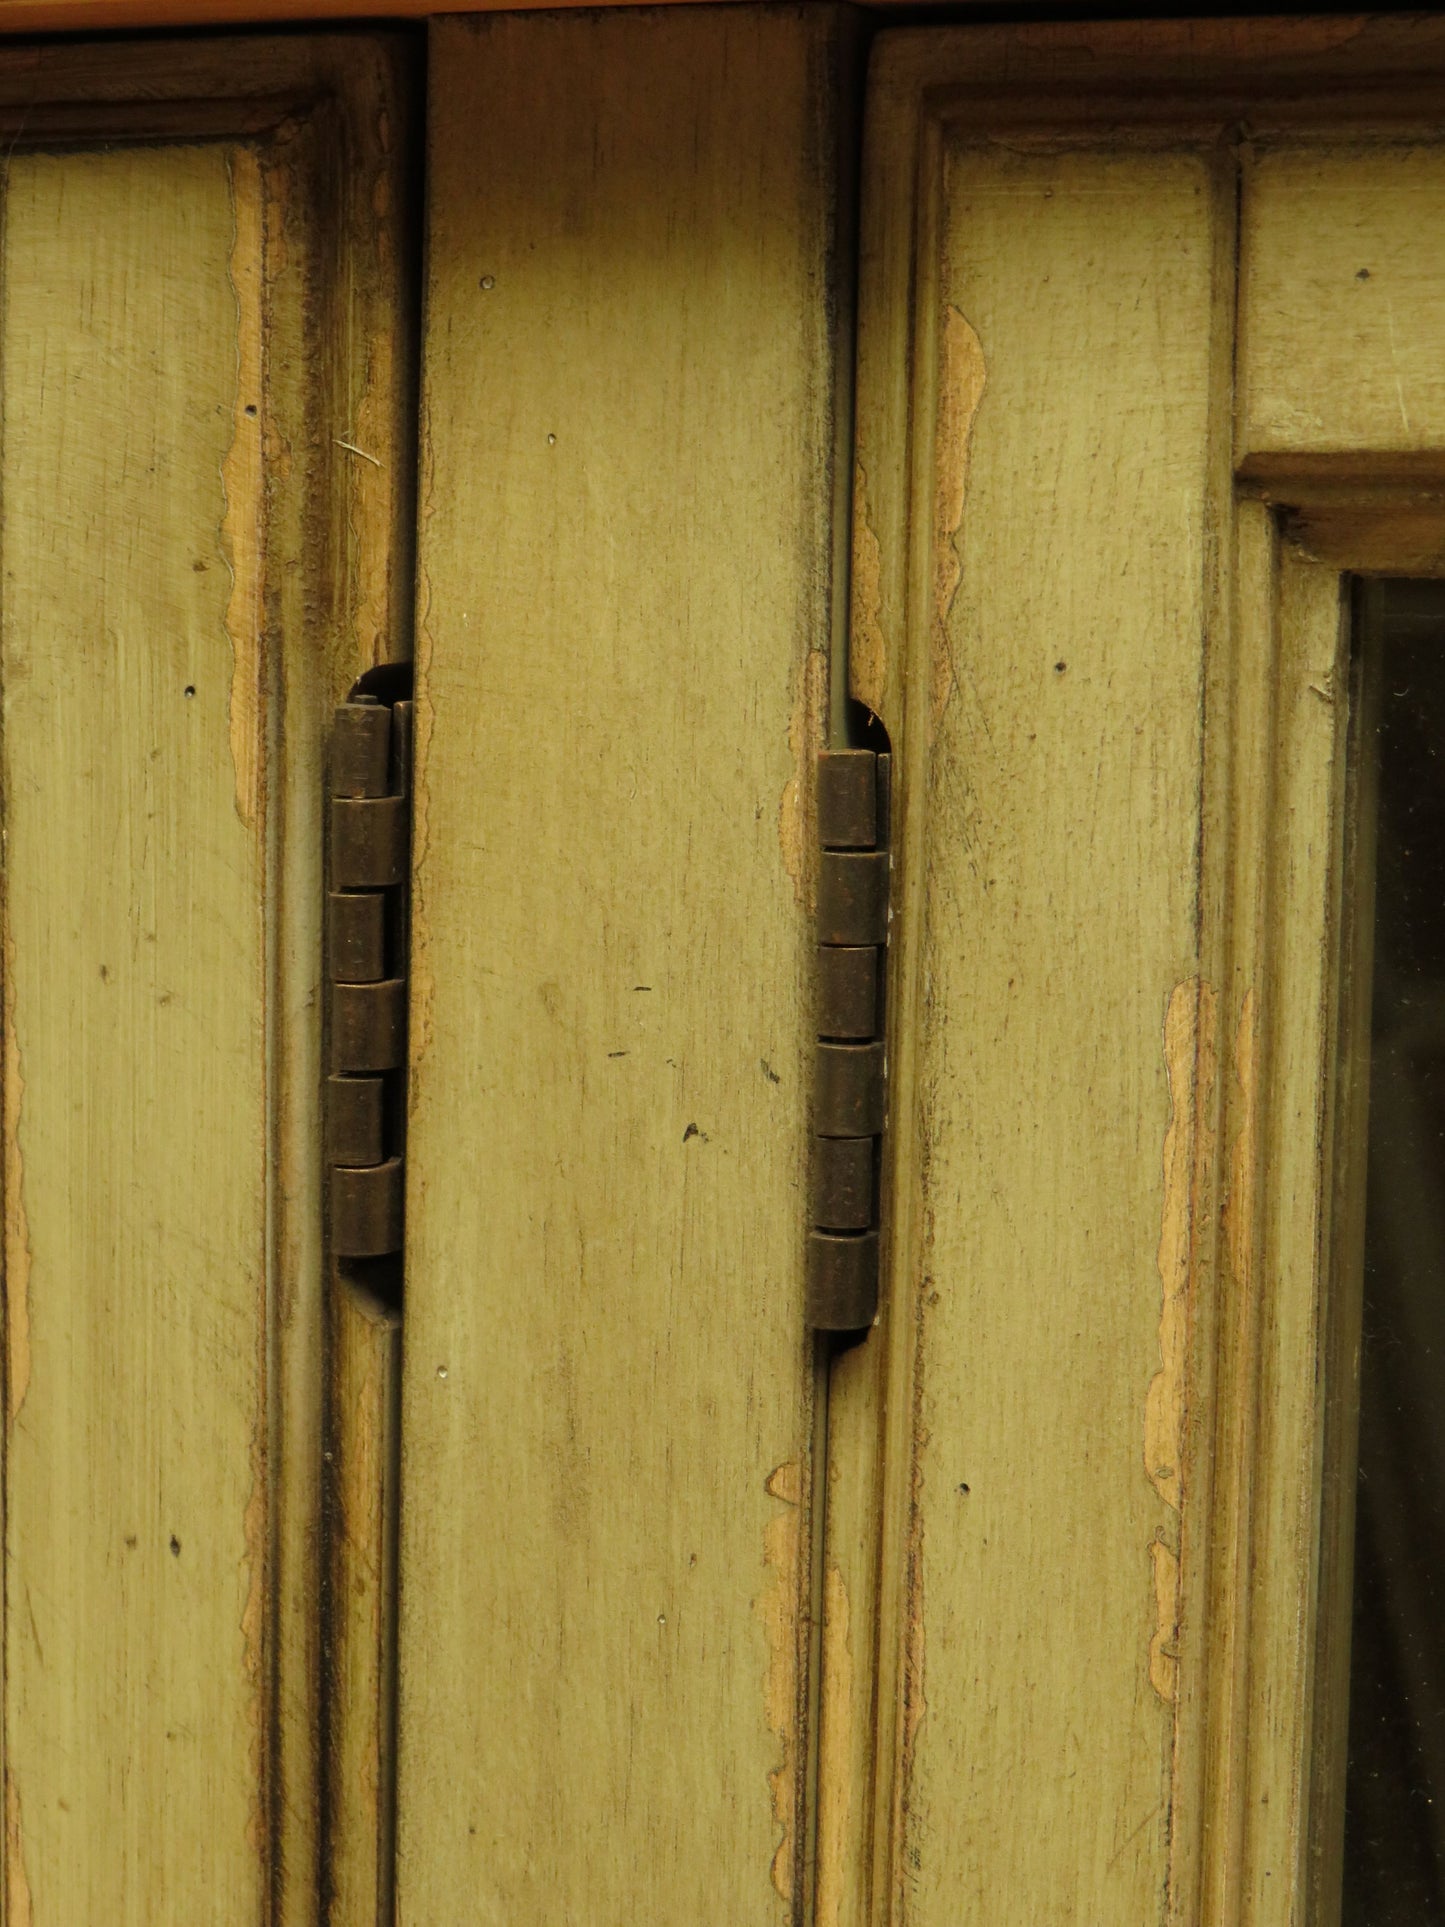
(397, 10, 851, 1920)
(0, 0, 1068, 38)
(0, 37, 414, 1924)
(1241, 144, 1445, 466)
(894, 138, 1217, 1926)
(843, 22, 1445, 1927)
(845, 31, 1240, 1920)
(326, 1282, 401, 1927)
(1221, 527, 1356, 1926)
(1, 142, 270, 1927)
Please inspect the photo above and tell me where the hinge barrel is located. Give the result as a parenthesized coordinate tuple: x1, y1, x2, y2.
(327, 691, 412, 1267)
(808, 747, 890, 1329)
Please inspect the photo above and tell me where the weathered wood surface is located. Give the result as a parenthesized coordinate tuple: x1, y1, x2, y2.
(848, 117, 1221, 1923)
(397, 9, 852, 1919)
(1241, 145, 1445, 468)
(327, 1282, 402, 1927)
(1, 142, 271, 1927)
(842, 19, 1445, 1927)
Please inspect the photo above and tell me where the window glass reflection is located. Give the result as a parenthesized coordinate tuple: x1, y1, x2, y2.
(1344, 584, 1445, 1923)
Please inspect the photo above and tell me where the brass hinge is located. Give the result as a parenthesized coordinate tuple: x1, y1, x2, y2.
(327, 686, 412, 1266)
(807, 747, 890, 1330)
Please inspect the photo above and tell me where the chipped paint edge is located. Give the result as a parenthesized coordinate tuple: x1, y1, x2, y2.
(929, 306, 987, 741)
(222, 144, 266, 833)
(780, 647, 829, 912)
(1147, 978, 1218, 1705)
(757, 1459, 805, 1906)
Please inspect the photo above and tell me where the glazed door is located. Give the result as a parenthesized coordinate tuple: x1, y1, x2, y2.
(827, 16, 1445, 1927)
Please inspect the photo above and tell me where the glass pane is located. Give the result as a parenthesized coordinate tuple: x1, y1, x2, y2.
(1343, 581, 1445, 1922)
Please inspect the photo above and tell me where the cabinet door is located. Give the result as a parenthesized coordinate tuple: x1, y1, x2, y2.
(831, 16, 1445, 1927)
(0, 37, 413, 1923)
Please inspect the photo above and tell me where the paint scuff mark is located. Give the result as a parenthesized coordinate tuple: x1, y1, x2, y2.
(6, 1773, 33, 1927)
(1145, 978, 1218, 1702)
(779, 648, 829, 911)
(345, 136, 403, 674)
(1224, 989, 1260, 1342)
(1148, 1535, 1181, 1704)
(221, 146, 266, 833)
(930, 307, 988, 740)
(754, 1460, 803, 1904)
(895, 1326, 929, 1908)
(5, 920, 31, 1426)
(850, 465, 887, 717)
(814, 1561, 854, 1927)
(241, 1410, 268, 1856)
(406, 419, 438, 1080)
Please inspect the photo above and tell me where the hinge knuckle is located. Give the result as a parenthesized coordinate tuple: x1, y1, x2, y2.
(331, 795, 408, 890)
(814, 1041, 885, 1136)
(807, 1229, 879, 1330)
(331, 979, 407, 1073)
(331, 1158, 405, 1259)
(330, 697, 391, 797)
(809, 746, 891, 1330)
(816, 945, 879, 1039)
(817, 850, 889, 946)
(327, 1074, 386, 1166)
(329, 892, 387, 983)
(817, 748, 878, 847)
(327, 688, 413, 1269)
(813, 1135, 875, 1230)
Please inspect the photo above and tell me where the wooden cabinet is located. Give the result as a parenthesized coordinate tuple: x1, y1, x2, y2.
(6, 10, 1445, 1924)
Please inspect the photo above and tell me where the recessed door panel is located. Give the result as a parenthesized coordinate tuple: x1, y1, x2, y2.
(0, 38, 413, 1921)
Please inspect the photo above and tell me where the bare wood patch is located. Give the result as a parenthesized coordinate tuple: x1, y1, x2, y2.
(850, 466, 887, 717)
(814, 1559, 854, 1927)
(756, 1459, 804, 1904)
(779, 646, 828, 911)
(5, 1772, 32, 1927)
(222, 144, 266, 832)
(930, 306, 987, 741)
(1147, 977, 1218, 1703)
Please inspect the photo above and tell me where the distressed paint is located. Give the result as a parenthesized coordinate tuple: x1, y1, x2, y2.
(397, 14, 842, 1918)
(930, 305, 987, 738)
(815, 1560, 854, 1927)
(756, 1460, 805, 1904)
(896, 1331, 929, 1917)
(0, 46, 412, 1917)
(1, 141, 270, 1922)
(5, 1774, 31, 1927)
(850, 465, 887, 717)
(780, 646, 828, 909)
(3, 925, 31, 1428)
(853, 114, 1218, 1918)
(222, 143, 266, 831)
(1147, 979, 1218, 1703)
(1224, 991, 1259, 1298)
